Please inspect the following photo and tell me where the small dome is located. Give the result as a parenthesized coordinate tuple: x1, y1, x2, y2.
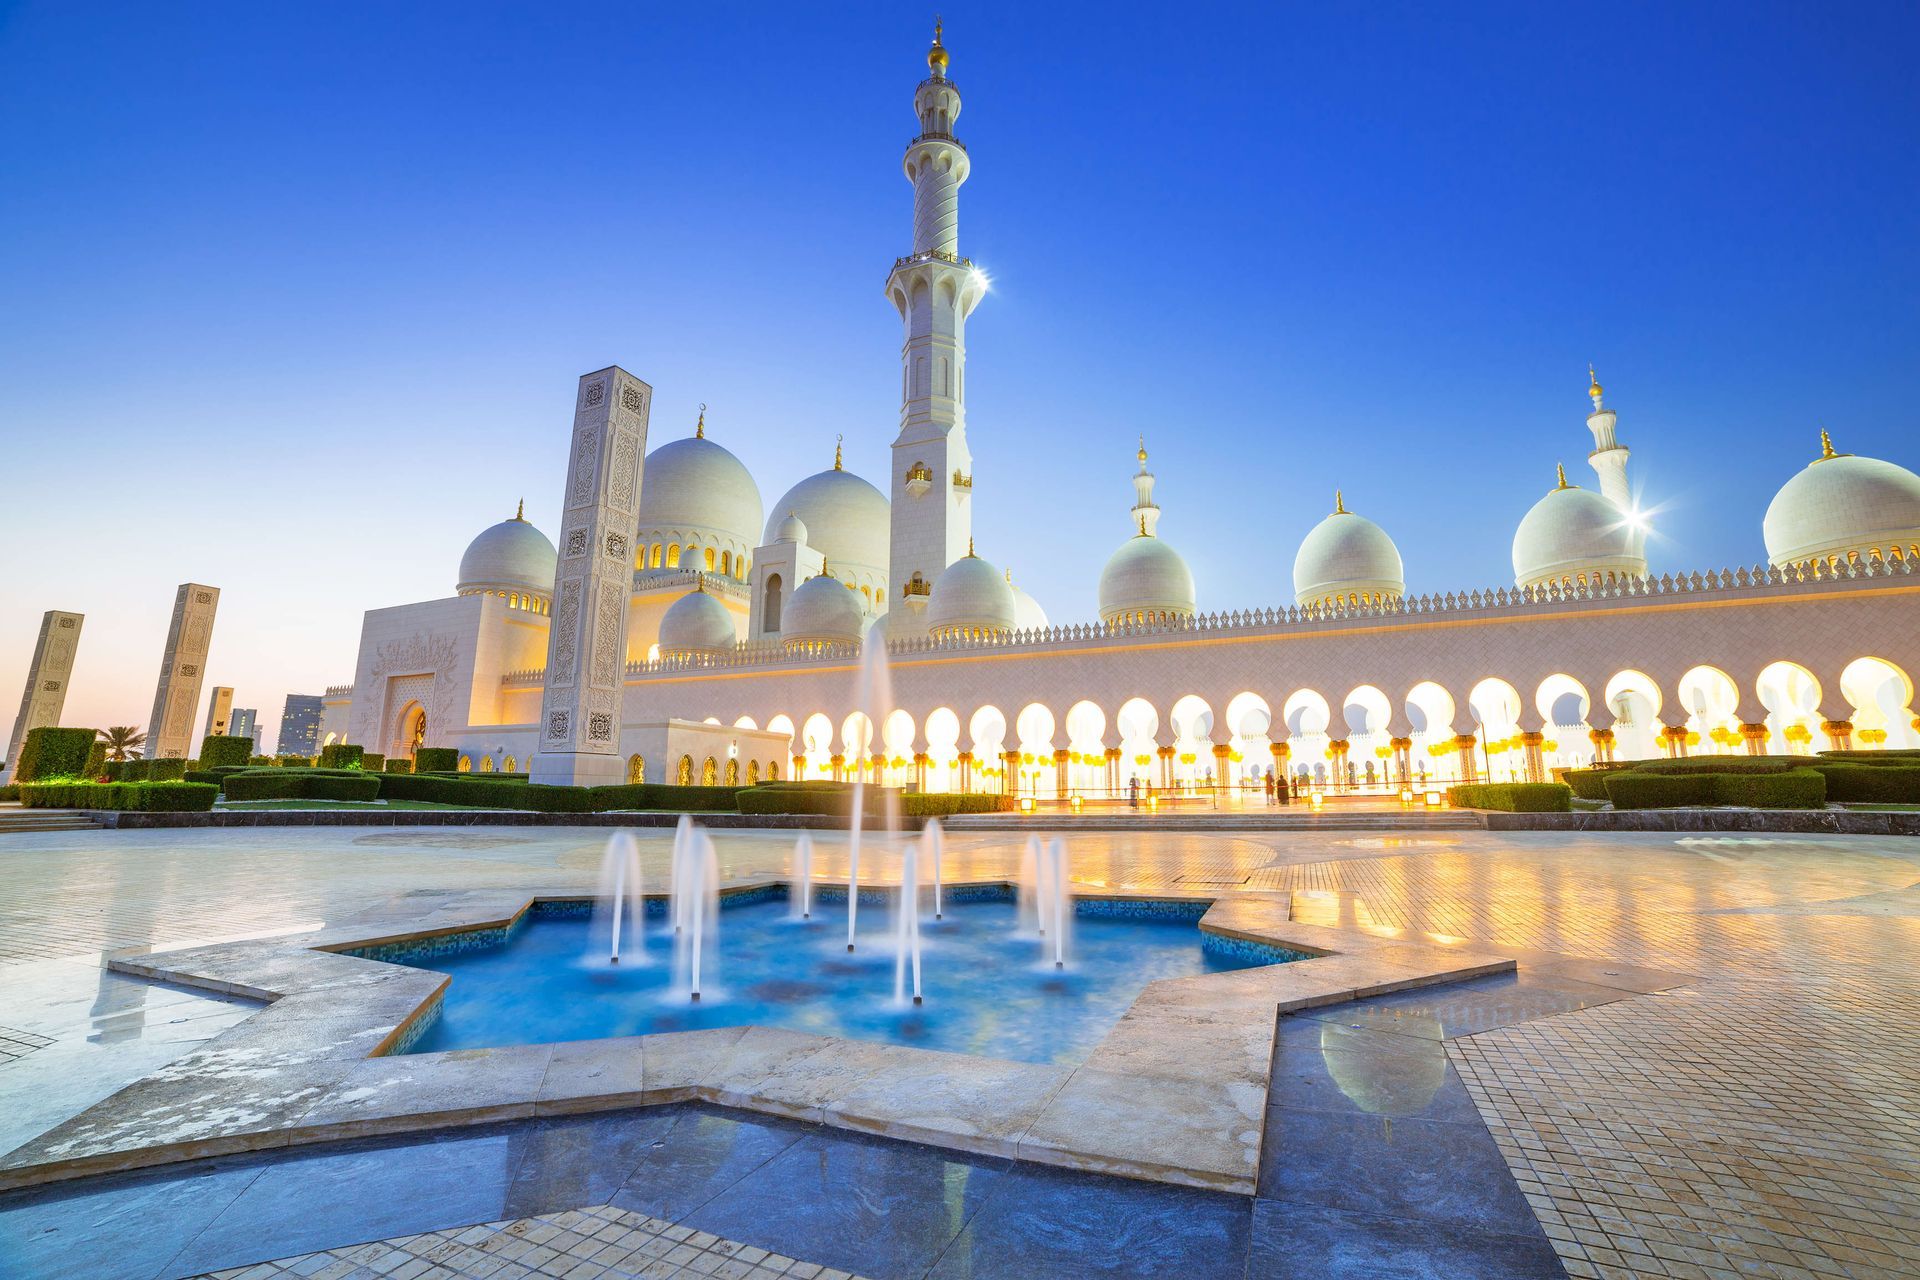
(1098, 533, 1196, 624)
(765, 468, 890, 581)
(1763, 439, 1920, 569)
(1008, 578, 1049, 632)
(927, 551, 1016, 638)
(657, 587, 738, 657)
(1293, 499, 1404, 607)
(1512, 480, 1646, 589)
(774, 511, 809, 544)
(635, 431, 764, 572)
(458, 509, 557, 599)
(782, 572, 866, 647)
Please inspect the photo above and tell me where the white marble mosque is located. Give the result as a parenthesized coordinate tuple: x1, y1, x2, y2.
(325, 26, 1920, 797)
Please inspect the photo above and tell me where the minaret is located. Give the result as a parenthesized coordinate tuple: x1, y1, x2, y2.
(886, 20, 986, 607)
(1585, 366, 1632, 512)
(1131, 437, 1161, 535)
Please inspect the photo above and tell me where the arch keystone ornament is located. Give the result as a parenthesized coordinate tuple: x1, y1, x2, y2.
(531, 367, 652, 786)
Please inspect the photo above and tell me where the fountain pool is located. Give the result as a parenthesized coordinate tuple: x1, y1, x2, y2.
(389, 891, 1295, 1065)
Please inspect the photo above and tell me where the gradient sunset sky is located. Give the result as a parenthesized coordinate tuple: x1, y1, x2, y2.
(3, 1, 1916, 750)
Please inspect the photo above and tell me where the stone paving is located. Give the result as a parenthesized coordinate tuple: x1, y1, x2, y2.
(1, 823, 1918, 1278)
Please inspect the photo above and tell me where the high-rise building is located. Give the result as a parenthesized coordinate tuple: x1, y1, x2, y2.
(277, 694, 322, 757)
(202, 685, 235, 742)
(230, 707, 260, 752)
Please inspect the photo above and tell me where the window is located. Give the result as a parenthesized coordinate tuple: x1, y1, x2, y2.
(677, 754, 693, 785)
(650, 544, 663, 569)
(704, 547, 716, 571)
(769, 760, 781, 781)
(764, 573, 783, 630)
(666, 544, 681, 567)
(479, 756, 495, 773)
(747, 760, 760, 784)
(457, 755, 472, 773)
(721, 550, 733, 576)
(724, 758, 739, 786)
(503, 756, 516, 773)
(701, 756, 719, 786)
(627, 754, 645, 784)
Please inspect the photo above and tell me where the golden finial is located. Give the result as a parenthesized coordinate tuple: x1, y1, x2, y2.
(967, 536, 975, 557)
(1819, 428, 1838, 460)
(1138, 513, 1148, 536)
(834, 433, 843, 470)
(1555, 462, 1569, 489)
(694, 572, 705, 594)
(695, 403, 706, 439)
(1588, 364, 1603, 403)
(1334, 489, 1347, 515)
(1137, 435, 1148, 466)
(514, 497, 524, 521)
(928, 16, 949, 75)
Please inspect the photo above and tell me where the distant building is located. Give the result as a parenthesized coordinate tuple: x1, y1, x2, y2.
(201, 685, 234, 742)
(230, 707, 260, 752)
(277, 694, 322, 757)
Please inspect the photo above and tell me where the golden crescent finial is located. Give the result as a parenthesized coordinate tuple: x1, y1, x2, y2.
(1588, 364, 1603, 403)
(1137, 435, 1148, 466)
(834, 433, 843, 470)
(967, 535, 975, 557)
(514, 497, 524, 520)
(1334, 489, 1347, 515)
(1138, 513, 1148, 536)
(1555, 462, 1569, 489)
(1819, 428, 1837, 460)
(695, 403, 706, 438)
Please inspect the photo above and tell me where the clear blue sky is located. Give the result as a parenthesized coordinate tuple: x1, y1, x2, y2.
(2, 1, 1916, 750)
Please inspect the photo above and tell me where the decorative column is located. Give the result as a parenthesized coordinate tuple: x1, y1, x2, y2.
(1327, 738, 1350, 791)
(1105, 747, 1120, 796)
(1270, 742, 1290, 802)
(1520, 731, 1546, 783)
(957, 749, 973, 792)
(1157, 744, 1174, 790)
(1661, 725, 1690, 758)
(830, 753, 845, 783)
(1588, 727, 1615, 763)
(1453, 733, 1479, 784)
(1390, 736, 1413, 786)
(1821, 719, 1854, 750)
(1740, 722, 1770, 757)
(913, 751, 929, 792)
(1211, 743, 1232, 800)
(531, 366, 652, 787)
(145, 584, 220, 759)
(3, 610, 84, 783)
(1053, 748, 1070, 799)
(1001, 749, 1020, 796)
(792, 753, 807, 780)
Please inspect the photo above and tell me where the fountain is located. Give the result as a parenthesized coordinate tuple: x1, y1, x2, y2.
(1045, 836, 1073, 968)
(924, 817, 944, 920)
(893, 833, 924, 1004)
(668, 814, 695, 935)
(793, 831, 815, 919)
(1017, 834, 1044, 934)
(591, 831, 645, 965)
(671, 822, 720, 1001)
(845, 636, 899, 952)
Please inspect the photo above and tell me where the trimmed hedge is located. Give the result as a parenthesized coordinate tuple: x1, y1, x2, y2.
(20, 781, 217, 811)
(588, 783, 745, 812)
(1446, 783, 1573, 812)
(198, 735, 255, 769)
(901, 792, 1016, 818)
(413, 747, 459, 773)
(277, 755, 314, 767)
(15, 726, 98, 782)
(1604, 769, 1825, 809)
(319, 743, 364, 769)
(1562, 769, 1614, 802)
(224, 771, 381, 802)
(1815, 763, 1920, 804)
(0, 783, 19, 803)
(1634, 757, 1801, 775)
(736, 782, 900, 818)
(383, 758, 412, 774)
(150, 758, 188, 782)
(83, 741, 108, 779)
(360, 753, 385, 773)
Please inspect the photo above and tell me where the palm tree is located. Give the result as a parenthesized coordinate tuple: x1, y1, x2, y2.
(98, 726, 145, 761)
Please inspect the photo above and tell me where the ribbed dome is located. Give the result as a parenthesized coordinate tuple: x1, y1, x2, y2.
(458, 513, 557, 599)
(1098, 533, 1196, 624)
(1763, 444, 1920, 569)
(1009, 579, 1049, 632)
(764, 469, 890, 579)
(1512, 481, 1646, 589)
(782, 572, 866, 647)
(657, 588, 738, 657)
(927, 552, 1017, 638)
(1293, 503, 1404, 608)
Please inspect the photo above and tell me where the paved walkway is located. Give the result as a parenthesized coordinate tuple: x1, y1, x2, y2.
(1, 824, 1917, 1277)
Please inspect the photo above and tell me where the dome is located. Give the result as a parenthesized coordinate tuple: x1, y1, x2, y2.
(1762, 436, 1920, 569)
(782, 572, 866, 647)
(1512, 473, 1647, 589)
(635, 430, 764, 574)
(657, 587, 738, 658)
(926, 550, 1016, 638)
(764, 467, 890, 580)
(774, 511, 809, 544)
(458, 508, 557, 599)
(1098, 533, 1196, 625)
(1293, 496, 1404, 608)
(1008, 577, 1049, 632)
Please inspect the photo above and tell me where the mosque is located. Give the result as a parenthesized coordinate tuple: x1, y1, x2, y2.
(324, 25, 1920, 798)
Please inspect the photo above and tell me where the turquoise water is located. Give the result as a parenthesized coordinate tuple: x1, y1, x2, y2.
(398, 894, 1278, 1065)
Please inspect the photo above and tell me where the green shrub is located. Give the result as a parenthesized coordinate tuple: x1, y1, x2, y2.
(277, 755, 314, 767)
(1820, 749, 1920, 763)
(413, 747, 458, 773)
(360, 752, 385, 773)
(249, 755, 272, 765)
(1814, 763, 1920, 804)
(900, 792, 1015, 817)
(20, 781, 216, 811)
(147, 758, 188, 782)
(1562, 769, 1615, 801)
(14, 726, 99, 782)
(0, 783, 19, 803)
(114, 759, 149, 781)
(82, 741, 108, 779)
(587, 783, 744, 812)
(1634, 757, 1800, 775)
(1603, 773, 1708, 808)
(1605, 769, 1826, 809)
(736, 782, 899, 818)
(374, 773, 588, 811)
(224, 771, 381, 802)
(184, 770, 222, 786)
(1446, 783, 1573, 812)
(319, 743, 364, 769)
(198, 735, 255, 769)
(383, 758, 412, 774)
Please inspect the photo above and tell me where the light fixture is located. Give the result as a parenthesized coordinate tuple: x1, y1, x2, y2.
(1309, 792, 1324, 810)
(1424, 790, 1443, 807)
(1400, 788, 1414, 806)
(1019, 795, 1034, 813)
(1070, 794, 1083, 813)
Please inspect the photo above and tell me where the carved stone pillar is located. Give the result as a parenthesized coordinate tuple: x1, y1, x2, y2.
(4, 610, 84, 783)
(1740, 722, 1770, 757)
(1157, 745, 1174, 790)
(1054, 748, 1071, 799)
(1327, 738, 1350, 791)
(1662, 725, 1690, 759)
(1270, 742, 1290, 803)
(914, 751, 928, 792)
(1211, 743, 1232, 799)
(532, 366, 651, 787)
(792, 753, 806, 780)
(1821, 719, 1854, 750)
(1390, 736, 1413, 786)
(1002, 749, 1021, 796)
(830, 753, 845, 783)
(146, 584, 220, 760)
(1588, 727, 1615, 763)
(1105, 747, 1121, 796)
(957, 749, 973, 792)
(1520, 731, 1545, 783)
(1453, 734, 1479, 784)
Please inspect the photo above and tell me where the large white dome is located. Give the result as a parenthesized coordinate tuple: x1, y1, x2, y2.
(657, 587, 738, 657)
(458, 509, 557, 600)
(927, 551, 1017, 638)
(1763, 436, 1920, 568)
(1293, 497, 1404, 608)
(1512, 474, 1646, 589)
(635, 425, 764, 580)
(1008, 576, 1049, 632)
(1098, 533, 1196, 624)
(782, 572, 866, 647)
(765, 467, 890, 580)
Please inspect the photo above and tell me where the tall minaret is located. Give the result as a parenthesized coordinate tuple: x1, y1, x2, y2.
(886, 20, 987, 607)
(1585, 365, 1632, 512)
(1132, 437, 1161, 535)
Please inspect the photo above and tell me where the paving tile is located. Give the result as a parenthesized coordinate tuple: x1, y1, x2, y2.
(1248, 1200, 1567, 1279)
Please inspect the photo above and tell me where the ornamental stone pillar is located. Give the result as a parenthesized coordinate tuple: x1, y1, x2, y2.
(1821, 719, 1854, 750)
(1662, 725, 1690, 759)
(1105, 747, 1121, 796)
(830, 753, 845, 783)
(913, 751, 928, 792)
(957, 749, 973, 792)
(146, 584, 220, 760)
(1054, 749, 1071, 799)
(1211, 743, 1232, 800)
(1453, 734, 1479, 784)
(792, 753, 807, 780)
(1327, 738, 1350, 791)
(1390, 736, 1413, 786)
(1157, 744, 1174, 790)
(1520, 731, 1546, 783)
(531, 367, 652, 787)
(1588, 727, 1615, 763)
(4, 610, 84, 784)
(1002, 749, 1020, 796)
(1740, 722, 1770, 756)
(1270, 742, 1290, 802)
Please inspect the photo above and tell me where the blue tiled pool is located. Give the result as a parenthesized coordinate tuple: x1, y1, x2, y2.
(386, 891, 1295, 1065)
